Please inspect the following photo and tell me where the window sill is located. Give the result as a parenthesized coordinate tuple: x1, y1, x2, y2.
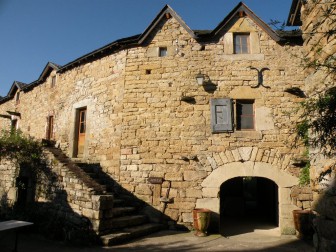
(221, 54, 264, 61)
(232, 130, 262, 139)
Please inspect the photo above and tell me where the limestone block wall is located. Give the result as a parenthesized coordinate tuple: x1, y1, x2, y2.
(0, 150, 114, 234)
(0, 159, 19, 207)
(300, 0, 336, 250)
(38, 149, 114, 234)
(0, 101, 15, 131)
(0, 9, 307, 234)
(0, 50, 127, 180)
(119, 15, 305, 233)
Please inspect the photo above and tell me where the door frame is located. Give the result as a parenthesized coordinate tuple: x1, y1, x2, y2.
(74, 107, 87, 157)
(69, 100, 91, 158)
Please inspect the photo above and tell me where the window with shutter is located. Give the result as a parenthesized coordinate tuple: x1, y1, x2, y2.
(211, 98, 233, 133)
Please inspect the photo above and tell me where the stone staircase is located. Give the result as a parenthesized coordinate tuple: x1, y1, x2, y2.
(45, 145, 164, 246)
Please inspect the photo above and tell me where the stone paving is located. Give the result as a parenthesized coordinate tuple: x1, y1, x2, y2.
(1, 230, 314, 252)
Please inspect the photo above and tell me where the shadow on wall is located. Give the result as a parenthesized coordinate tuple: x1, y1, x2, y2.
(0, 161, 97, 244)
(312, 177, 336, 251)
(79, 162, 178, 230)
(0, 150, 177, 245)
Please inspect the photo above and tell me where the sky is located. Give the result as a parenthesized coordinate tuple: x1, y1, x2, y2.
(0, 0, 295, 97)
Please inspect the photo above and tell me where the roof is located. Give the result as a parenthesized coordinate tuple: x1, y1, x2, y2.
(287, 0, 302, 26)
(38, 62, 61, 82)
(59, 34, 140, 73)
(7, 81, 28, 96)
(0, 2, 301, 103)
(276, 30, 303, 44)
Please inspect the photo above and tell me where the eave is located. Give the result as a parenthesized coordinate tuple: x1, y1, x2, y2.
(287, 0, 302, 26)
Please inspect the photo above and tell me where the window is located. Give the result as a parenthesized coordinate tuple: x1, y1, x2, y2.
(51, 76, 56, 88)
(11, 119, 17, 132)
(79, 109, 86, 134)
(234, 34, 250, 54)
(15, 92, 20, 105)
(159, 47, 167, 57)
(236, 100, 255, 130)
(210, 98, 255, 133)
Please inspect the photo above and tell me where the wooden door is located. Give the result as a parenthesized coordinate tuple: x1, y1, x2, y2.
(77, 108, 86, 157)
(46, 116, 54, 140)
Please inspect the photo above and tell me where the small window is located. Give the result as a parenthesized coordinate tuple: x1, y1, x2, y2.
(236, 100, 255, 130)
(51, 76, 56, 88)
(234, 34, 250, 54)
(11, 119, 17, 132)
(15, 92, 20, 105)
(159, 47, 167, 57)
(79, 109, 86, 134)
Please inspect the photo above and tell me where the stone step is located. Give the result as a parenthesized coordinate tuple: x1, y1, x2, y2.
(110, 215, 148, 229)
(112, 207, 136, 217)
(100, 223, 164, 246)
(113, 198, 127, 207)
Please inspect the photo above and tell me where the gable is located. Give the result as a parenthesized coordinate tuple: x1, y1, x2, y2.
(211, 2, 281, 42)
(38, 62, 61, 82)
(7, 81, 27, 97)
(138, 5, 196, 45)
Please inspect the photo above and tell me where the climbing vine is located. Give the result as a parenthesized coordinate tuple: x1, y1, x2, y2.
(0, 130, 44, 175)
(297, 88, 336, 156)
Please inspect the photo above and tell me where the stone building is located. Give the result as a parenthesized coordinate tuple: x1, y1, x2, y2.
(0, 2, 308, 238)
(288, 0, 336, 250)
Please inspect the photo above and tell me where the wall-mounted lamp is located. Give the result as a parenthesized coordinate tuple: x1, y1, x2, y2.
(195, 72, 205, 85)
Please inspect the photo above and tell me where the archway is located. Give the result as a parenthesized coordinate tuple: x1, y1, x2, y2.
(219, 177, 278, 236)
(198, 161, 299, 235)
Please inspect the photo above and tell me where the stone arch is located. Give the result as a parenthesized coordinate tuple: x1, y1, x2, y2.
(202, 161, 298, 188)
(197, 160, 299, 235)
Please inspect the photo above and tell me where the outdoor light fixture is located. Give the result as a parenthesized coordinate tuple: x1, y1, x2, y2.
(196, 72, 205, 85)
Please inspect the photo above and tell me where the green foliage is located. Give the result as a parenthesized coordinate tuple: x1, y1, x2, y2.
(299, 161, 311, 186)
(296, 119, 309, 147)
(297, 88, 336, 155)
(0, 130, 43, 167)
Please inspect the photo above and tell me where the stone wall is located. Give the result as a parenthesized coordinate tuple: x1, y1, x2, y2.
(299, 0, 336, 250)
(0, 159, 18, 208)
(0, 150, 114, 236)
(119, 15, 304, 232)
(0, 50, 127, 180)
(0, 6, 307, 234)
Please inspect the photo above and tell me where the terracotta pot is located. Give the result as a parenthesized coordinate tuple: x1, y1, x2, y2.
(193, 208, 211, 237)
(293, 209, 314, 239)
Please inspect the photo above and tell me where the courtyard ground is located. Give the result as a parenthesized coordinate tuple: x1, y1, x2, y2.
(1, 229, 314, 252)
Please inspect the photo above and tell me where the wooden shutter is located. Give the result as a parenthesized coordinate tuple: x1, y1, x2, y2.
(211, 98, 233, 132)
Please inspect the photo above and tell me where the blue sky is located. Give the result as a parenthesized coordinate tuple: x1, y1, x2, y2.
(0, 0, 295, 97)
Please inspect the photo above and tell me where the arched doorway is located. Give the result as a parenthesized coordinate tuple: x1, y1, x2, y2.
(220, 177, 278, 236)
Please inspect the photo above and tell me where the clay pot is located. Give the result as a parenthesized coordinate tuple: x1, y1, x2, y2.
(193, 208, 211, 237)
(293, 209, 314, 239)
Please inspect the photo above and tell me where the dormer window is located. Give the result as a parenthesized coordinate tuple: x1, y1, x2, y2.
(159, 47, 167, 57)
(234, 33, 250, 54)
(15, 92, 20, 105)
(51, 76, 56, 88)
